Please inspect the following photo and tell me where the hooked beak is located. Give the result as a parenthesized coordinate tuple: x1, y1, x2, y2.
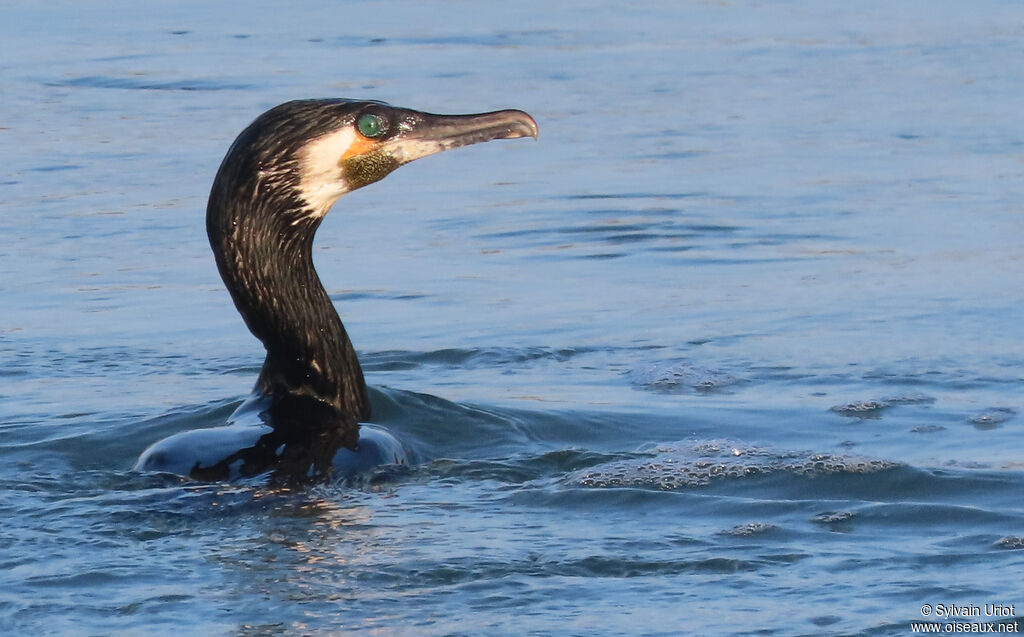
(383, 108, 539, 165)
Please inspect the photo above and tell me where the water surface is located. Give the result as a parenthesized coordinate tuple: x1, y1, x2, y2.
(2, 1, 1022, 635)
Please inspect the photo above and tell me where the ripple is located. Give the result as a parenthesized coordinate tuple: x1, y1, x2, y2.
(363, 346, 591, 372)
(355, 553, 765, 588)
(559, 192, 706, 201)
(322, 30, 564, 49)
(48, 76, 252, 91)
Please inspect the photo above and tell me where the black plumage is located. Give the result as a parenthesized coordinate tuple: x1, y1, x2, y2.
(137, 99, 537, 483)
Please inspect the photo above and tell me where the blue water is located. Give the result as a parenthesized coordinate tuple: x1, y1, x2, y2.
(2, 1, 1023, 635)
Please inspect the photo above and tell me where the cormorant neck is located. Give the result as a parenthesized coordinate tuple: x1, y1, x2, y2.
(207, 168, 370, 429)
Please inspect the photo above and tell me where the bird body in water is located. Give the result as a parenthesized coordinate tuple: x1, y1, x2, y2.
(135, 99, 538, 483)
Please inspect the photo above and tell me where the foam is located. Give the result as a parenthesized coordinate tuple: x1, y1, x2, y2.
(571, 439, 899, 490)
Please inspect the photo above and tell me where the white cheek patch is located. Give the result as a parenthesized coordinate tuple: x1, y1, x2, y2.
(296, 128, 357, 217)
(387, 139, 446, 164)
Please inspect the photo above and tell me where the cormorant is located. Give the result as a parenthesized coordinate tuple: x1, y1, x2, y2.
(135, 99, 538, 483)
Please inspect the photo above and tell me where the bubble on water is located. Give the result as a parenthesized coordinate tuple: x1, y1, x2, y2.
(627, 361, 737, 392)
(969, 408, 1016, 430)
(830, 392, 938, 419)
(569, 439, 899, 490)
(830, 401, 889, 418)
(880, 391, 936, 406)
(719, 522, 776, 537)
(811, 511, 856, 525)
(995, 536, 1024, 550)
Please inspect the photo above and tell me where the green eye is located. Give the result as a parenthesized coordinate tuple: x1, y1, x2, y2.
(357, 113, 387, 138)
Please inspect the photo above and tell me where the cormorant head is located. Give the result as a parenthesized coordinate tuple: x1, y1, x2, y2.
(221, 99, 538, 220)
